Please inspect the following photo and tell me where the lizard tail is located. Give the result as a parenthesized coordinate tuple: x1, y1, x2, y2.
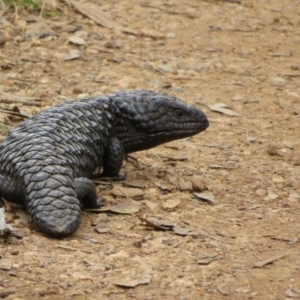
(24, 165, 82, 238)
(0, 174, 25, 204)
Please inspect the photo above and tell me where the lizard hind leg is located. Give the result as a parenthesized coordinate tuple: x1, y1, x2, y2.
(74, 177, 105, 208)
(0, 174, 25, 204)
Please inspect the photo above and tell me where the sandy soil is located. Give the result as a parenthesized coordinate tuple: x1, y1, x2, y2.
(0, 0, 300, 299)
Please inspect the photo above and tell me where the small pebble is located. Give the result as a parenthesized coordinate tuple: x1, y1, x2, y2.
(166, 32, 176, 39)
(268, 76, 286, 86)
(232, 95, 244, 102)
(267, 144, 278, 156)
(73, 87, 83, 94)
(10, 250, 19, 256)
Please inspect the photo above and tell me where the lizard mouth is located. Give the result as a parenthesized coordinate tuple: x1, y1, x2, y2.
(148, 119, 209, 136)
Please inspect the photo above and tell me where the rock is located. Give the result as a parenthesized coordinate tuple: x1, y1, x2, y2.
(178, 178, 193, 191)
(0, 35, 7, 46)
(232, 94, 244, 102)
(26, 22, 56, 38)
(268, 76, 286, 85)
(166, 32, 176, 39)
(177, 61, 209, 72)
(267, 144, 279, 156)
(157, 63, 177, 73)
(0, 260, 12, 271)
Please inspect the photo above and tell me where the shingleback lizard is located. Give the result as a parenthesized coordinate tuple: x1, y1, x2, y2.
(0, 90, 209, 238)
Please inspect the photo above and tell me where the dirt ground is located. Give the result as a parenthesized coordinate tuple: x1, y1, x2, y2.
(0, 0, 300, 299)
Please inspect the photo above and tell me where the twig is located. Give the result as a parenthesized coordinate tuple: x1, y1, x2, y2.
(57, 245, 93, 253)
(0, 0, 6, 16)
(198, 230, 235, 244)
(0, 109, 29, 119)
(0, 92, 41, 106)
(140, 3, 189, 15)
(39, 0, 46, 18)
(62, 0, 137, 35)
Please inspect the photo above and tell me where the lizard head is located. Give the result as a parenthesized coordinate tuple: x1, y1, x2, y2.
(112, 90, 209, 153)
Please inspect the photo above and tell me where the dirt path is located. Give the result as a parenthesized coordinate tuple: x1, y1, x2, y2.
(0, 0, 300, 299)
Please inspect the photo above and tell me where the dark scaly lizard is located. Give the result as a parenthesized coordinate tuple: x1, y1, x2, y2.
(0, 90, 209, 238)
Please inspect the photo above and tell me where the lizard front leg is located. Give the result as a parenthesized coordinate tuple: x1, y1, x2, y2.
(101, 137, 125, 180)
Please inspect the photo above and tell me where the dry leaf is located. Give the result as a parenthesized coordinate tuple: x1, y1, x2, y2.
(64, 49, 81, 60)
(173, 225, 195, 236)
(95, 222, 110, 234)
(264, 189, 278, 201)
(143, 200, 157, 210)
(110, 186, 144, 200)
(89, 199, 141, 214)
(112, 275, 151, 288)
(68, 35, 86, 45)
(162, 199, 181, 210)
(0, 260, 12, 271)
(189, 177, 208, 192)
(208, 103, 239, 116)
(0, 207, 14, 236)
(178, 178, 193, 191)
(193, 192, 217, 205)
(26, 22, 56, 38)
(254, 252, 288, 268)
(122, 180, 146, 189)
(14, 210, 31, 224)
(285, 288, 300, 298)
(139, 216, 174, 230)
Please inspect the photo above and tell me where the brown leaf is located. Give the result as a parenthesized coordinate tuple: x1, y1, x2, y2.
(0, 260, 12, 271)
(110, 185, 144, 200)
(193, 192, 217, 205)
(89, 199, 141, 215)
(139, 216, 174, 230)
(64, 49, 81, 60)
(285, 288, 300, 298)
(26, 22, 56, 38)
(0, 207, 14, 236)
(173, 225, 195, 236)
(178, 178, 193, 191)
(189, 177, 208, 192)
(162, 199, 181, 210)
(68, 35, 86, 45)
(208, 103, 238, 116)
(143, 200, 157, 210)
(95, 222, 110, 234)
(112, 275, 151, 288)
(254, 252, 288, 268)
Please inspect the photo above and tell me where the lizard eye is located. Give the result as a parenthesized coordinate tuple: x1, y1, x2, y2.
(174, 109, 185, 118)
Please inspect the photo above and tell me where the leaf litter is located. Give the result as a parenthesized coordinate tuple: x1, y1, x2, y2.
(0, 0, 299, 298)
